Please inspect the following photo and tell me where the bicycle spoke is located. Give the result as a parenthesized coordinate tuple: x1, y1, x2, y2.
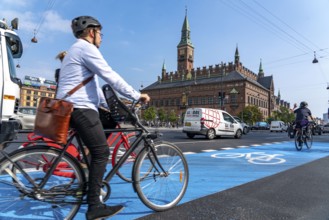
(134, 142, 189, 211)
(0, 147, 85, 220)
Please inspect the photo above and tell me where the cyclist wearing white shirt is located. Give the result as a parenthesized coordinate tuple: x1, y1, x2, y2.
(56, 15, 150, 220)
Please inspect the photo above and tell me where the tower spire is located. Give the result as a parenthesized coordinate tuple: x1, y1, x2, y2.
(177, 9, 194, 72)
(234, 44, 240, 65)
(258, 59, 264, 78)
(162, 59, 166, 79)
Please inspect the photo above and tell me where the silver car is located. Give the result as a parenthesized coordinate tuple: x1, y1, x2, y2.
(233, 116, 250, 134)
(11, 107, 36, 129)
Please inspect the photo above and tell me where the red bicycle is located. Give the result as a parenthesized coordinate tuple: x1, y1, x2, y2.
(20, 123, 137, 182)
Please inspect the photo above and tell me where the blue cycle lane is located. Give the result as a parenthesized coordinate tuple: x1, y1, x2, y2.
(2, 141, 329, 219)
(98, 141, 329, 220)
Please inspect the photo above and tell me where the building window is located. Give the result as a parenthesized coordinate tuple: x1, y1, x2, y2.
(201, 97, 206, 105)
(176, 99, 180, 106)
(188, 98, 192, 106)
(208, 97, 213, 104)
(230, 94, 237, 103)
(194, 97, 198, 105)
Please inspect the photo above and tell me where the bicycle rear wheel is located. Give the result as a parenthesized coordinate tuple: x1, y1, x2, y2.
(294, 130, 302, 151)
(133, 141, 189, 211)
(0, 146, 86, 220)
(305, 130, 313, 149)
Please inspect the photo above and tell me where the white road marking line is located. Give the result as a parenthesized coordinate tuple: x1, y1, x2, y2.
(202, 149, 217, 152)
(222, 147, 234, 150)
(184, 152, 196, 155)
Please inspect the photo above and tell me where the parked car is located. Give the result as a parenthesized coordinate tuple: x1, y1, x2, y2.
(323, 124, 329, 133)
(270, 120, 288, 132)
(11, 107, 36, 129)
(233, 116, 250, 134)
(251, 121, 270, 130)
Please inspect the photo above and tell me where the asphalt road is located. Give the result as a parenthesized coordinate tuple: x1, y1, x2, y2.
(137, 128, 329, 220)
(3, 128, 329, 220)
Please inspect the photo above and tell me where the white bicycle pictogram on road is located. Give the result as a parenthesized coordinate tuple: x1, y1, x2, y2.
(211, 151, 286, 165)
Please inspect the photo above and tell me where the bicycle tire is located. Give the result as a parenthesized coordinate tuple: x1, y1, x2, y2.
(305, 130, 313, 149)
(0, 146, 86, 220)
(111, 133, 137, 182)
(133, 141, 189, 211)
(112, 135, 151, 182)
(294, 130, 302, 151)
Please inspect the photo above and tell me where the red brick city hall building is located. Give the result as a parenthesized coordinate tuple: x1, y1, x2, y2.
(141, 13, 289, 120)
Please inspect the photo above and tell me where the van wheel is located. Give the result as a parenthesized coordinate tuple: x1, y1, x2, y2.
(235, 129, 242, 139)
(206, 129, 216, 140)
(243, 127, 248, 134)
(186, 133, 195, 139)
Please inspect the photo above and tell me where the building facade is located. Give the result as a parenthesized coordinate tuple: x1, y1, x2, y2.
(141, 13, 290, 120)
(20, 76, 56, 107)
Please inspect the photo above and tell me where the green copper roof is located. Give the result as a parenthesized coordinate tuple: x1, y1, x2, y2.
(162, 60, 166, 70)
(258, 59, 264, 77)
(177, 15, 193, 47)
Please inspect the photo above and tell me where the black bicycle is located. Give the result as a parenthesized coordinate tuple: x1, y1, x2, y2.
(294, 123, 313, 151)
(0, 84, 189, 219)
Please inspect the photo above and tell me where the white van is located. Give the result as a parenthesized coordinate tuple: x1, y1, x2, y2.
(182, 108, 243, 139)
(270, 121, 287, 132)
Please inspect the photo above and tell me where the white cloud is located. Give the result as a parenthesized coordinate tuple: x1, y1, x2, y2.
(0, 0, 30, 8)
(130, 67, 144, 72)
(43, 10, 71, 33)
(118, 40, 131, 47)
(2, 8, 70, 34)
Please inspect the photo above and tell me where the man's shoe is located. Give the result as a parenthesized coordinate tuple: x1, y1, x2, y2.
(86, 204, 124, 220)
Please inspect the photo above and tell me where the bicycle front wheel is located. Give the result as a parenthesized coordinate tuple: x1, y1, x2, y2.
(0, 146, 86, 220)
(294, 130, 302, 151)
(133, 141, 189, 211)
(305, 130, 313, 149)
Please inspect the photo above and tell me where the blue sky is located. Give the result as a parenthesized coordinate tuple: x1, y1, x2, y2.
(2, 0, 329, 118)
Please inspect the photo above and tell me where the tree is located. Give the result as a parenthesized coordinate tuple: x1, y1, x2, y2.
(238, 105, 262, 125)
(157, 108, 166, 123)
(271, 106, 294, 123)
(168, 110, 178, 123)
(143, 106, 157, 123)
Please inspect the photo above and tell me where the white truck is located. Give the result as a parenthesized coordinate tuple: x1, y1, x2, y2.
(0, 18, 23, 142)
(182, 107, 243, 139)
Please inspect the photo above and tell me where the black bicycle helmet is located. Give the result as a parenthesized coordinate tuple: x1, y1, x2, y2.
(71, 16, 102, 38)
(300, 101, 308, 108)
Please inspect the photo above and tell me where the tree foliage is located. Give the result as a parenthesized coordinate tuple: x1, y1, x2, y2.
(168, 110, 178, 123)
(143, 106, 157, 122)
(157, 108, 166, 122)
(238, 105, 262, 124)
(270, 106, 294, 123)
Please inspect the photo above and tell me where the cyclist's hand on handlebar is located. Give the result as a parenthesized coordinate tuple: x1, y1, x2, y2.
(139, 94, 150, 104)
